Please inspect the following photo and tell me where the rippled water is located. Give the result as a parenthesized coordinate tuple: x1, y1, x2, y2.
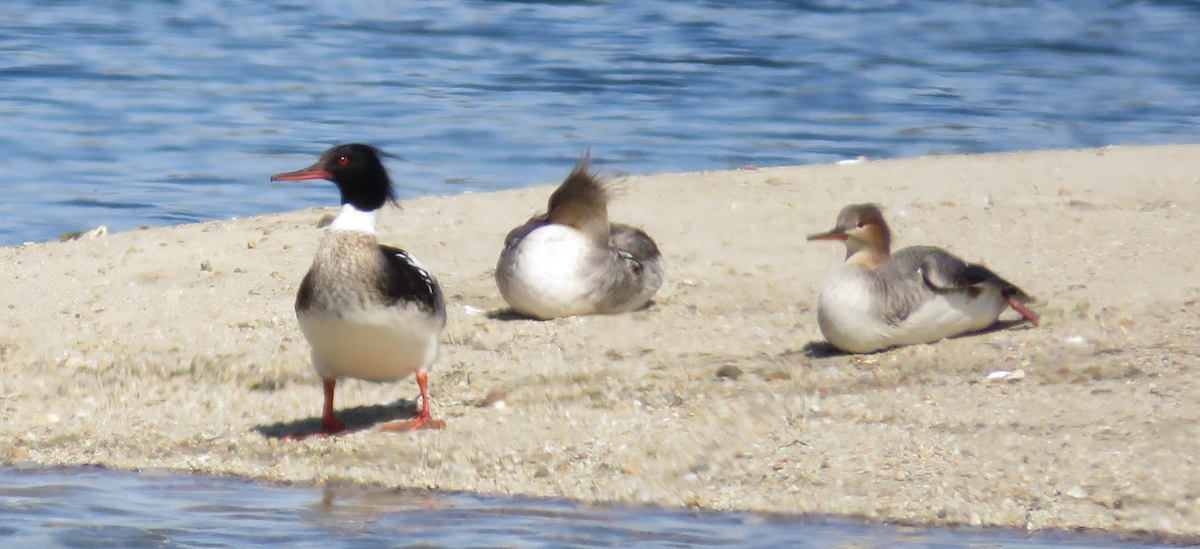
(0, 467, 1178, 548)
(2, 0, 1199, 245)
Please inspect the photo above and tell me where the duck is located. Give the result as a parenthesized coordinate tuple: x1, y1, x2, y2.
(495, 154, 664, 320)
(807, 203, 1039, 354)
(271, 143, 446, 438)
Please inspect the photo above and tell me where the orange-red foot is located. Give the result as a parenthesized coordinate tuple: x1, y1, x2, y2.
(380, 371, 445, 432)
(380, 416, 446, 432)
(1007, 297, 1040, 327)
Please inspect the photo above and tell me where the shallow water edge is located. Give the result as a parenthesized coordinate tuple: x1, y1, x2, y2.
(1, 464, 1191, 548)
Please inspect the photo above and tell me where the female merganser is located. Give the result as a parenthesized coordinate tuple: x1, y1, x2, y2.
(807, 203, 1039, 354)
(271, 143, 446, 438)
(495, 155, 664, 320)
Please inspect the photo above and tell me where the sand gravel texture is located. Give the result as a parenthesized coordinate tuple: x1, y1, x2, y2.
(2, 144, 1199, 539)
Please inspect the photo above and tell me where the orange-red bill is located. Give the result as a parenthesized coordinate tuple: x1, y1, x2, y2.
(271, 163, 332, 182)
(806, 229, 848, 242)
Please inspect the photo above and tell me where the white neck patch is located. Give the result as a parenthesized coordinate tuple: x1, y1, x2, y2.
(329, 203, 379, 234)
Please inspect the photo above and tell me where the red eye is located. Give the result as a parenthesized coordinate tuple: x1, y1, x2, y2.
(337, 156, 349, 166)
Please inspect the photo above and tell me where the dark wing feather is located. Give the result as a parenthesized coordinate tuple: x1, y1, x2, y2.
(911, 246, 1033, 302)
(378, 244, 445, 319)
(911, 246, 984, 294)
(865, 246, 1037, 327)
(294, 269, 315, 312)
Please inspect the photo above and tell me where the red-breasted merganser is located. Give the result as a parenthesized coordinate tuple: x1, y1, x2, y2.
(271, 143, 446, 438)
(807, 203, 1039, 354)
(495, 155, 664, 320)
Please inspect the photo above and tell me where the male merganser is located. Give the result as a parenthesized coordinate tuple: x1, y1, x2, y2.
(495, 155, 664, 320)
(271, 143, 446, 438)
(807, 203, 1039, 354)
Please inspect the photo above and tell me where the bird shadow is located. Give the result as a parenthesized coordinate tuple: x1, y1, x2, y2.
(948, 318, 1034, 340)
(986, 318, 1036, 334)
(254, 399, 420, 439)
(800, 341, 847, 358)
(486, 300, 660, 322)
(486, 308, 535, 321)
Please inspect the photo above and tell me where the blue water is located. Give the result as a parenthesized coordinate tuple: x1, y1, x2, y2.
(2, 0, 1199, 245)
(0, 466, 1182, 548)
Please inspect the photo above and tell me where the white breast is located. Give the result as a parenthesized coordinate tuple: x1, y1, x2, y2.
(817, 268, 892, 354)
(297, 304, 442, 382)
(497, 224, 598, 319)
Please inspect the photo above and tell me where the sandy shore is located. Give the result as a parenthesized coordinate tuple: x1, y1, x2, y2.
(2, 144, 1199, 540)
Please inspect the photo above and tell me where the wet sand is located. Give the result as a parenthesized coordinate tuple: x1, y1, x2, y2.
(2, 144, 1198, 540)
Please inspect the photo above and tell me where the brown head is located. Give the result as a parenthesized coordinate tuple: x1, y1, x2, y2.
(807, 203, 893, 265)
(546, 152, 610, 244)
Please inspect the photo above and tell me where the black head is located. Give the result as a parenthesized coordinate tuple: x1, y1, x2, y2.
(271, 143, 396, 211)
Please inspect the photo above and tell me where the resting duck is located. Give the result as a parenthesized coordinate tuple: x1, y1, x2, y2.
(271, 143, 446, 437)
(495, 155, 663, 319)
(807, 203, 1039, 354)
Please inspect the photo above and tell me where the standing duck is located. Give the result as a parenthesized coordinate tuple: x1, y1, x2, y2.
(807, 203, 1039, 354)
(495, 155, 664, 319)
(271, 143, 446, 438)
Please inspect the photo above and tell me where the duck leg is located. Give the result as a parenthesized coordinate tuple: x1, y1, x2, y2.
(1006, 297, 1040, 326)
(381, 371, 447, 432)
(283, 378, 347, 440)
